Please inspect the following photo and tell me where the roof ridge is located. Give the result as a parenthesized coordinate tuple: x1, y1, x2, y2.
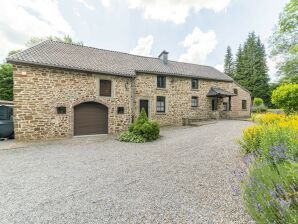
(47, 40, 220, 69)
(48, 40, 160, 60)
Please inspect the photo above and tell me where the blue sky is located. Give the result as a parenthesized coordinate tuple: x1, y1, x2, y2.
(0, 0, 289, 80)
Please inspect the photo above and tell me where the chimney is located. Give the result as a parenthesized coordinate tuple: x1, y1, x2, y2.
(158, 50, 169, 64)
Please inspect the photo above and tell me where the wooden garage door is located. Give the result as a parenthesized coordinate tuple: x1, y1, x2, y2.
(74, 102, 108, 135)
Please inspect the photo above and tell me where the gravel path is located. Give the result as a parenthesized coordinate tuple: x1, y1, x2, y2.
(0, 120, 253, 224)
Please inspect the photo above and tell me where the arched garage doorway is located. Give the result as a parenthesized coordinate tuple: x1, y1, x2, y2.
(74, 102, 108, 135)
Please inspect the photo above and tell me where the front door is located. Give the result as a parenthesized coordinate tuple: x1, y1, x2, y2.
(139, 99, 149, 117)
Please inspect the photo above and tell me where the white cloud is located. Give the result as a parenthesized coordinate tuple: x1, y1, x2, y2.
(0, 0, 72, 60)
(127, 0, 231, 24)
(130, 35, 154, 56)
(179, 27, 217, 64)
(215, 64, 224, 72)
(77, 0, 95, 10)
(101, 0, 111, 8)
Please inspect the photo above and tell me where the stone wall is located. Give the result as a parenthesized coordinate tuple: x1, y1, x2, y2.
(134, 73, 251, 126)
(13, 64, 132, 140)
(229, 82, 252, 117)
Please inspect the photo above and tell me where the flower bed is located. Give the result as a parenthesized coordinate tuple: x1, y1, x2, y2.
(239, 113, 298, 223)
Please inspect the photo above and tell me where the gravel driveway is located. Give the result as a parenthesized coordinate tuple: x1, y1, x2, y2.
(0, 120, 252, 224)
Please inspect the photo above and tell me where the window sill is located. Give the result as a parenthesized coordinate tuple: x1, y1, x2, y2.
(99, 95, 113, 98)
(191, 88, 199, 91)
(156, 88, 167, 91)
(156, 112, 166, 115)
(191, 106, 199, 109)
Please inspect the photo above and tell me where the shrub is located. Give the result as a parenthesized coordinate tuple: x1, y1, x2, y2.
(118, 108, 160, 143)
(117, 131, 145, 143)
(252, 104, 268, 113)
(240, 125, 263, 154)
(254, 98, 264, 107)
(243, 161, 298, 224)
(271, 83, 298, 114)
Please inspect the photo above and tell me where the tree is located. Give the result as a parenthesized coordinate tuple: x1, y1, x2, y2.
(7, 49, 22, 57)
(253, 98, 264, 107)
(0, 64, 13, 101)
(234, 32, 271, 105)
(224, 46, 235, 78)
(26, 35, 83, 47)
(271, 83, 298, 113)
(270, 0, 298, 83)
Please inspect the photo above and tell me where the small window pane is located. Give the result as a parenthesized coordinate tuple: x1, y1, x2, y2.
(242, 100, 247, 110)
(100, 80, 112, 96)
(223, 102, 228, 111)
(191, 96, 198, 107)
(156, 96, 165, 112)
(212, 99, 217, 111)
(57, 106, 66, 114)
(117, 107, 124, 114)
(234, 88, 238, 95)
(157, 76, 166, 88)
(192, 79, 198, 89)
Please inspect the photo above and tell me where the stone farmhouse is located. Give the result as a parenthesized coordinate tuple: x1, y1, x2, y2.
(7, 41, 251, 140)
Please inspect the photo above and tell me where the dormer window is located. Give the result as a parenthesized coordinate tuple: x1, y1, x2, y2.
(192, 79, 198, 89)
(157, 75, 166, 88)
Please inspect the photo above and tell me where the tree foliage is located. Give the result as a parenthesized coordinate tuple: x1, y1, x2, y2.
(0, 64, 13, 101)
(271, 83, 298, 113)
(224, 46, 235, 78)
(270, 0, 298, 83)
(253, 98, 264, 107)
(25, 35, 83, 47)
(234, 32, 271, 105)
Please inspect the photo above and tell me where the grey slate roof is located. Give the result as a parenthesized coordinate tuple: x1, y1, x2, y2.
(206, 87, 236, 97)
(7, 40, 233, 82)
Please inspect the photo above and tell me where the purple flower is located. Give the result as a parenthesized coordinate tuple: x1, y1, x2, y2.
(279, 199, 288, 210)
(243, 154, 254, 166)
(255, 202, 262, 212)
(269, 144, 288, 162)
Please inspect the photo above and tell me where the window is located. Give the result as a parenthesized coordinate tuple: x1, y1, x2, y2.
(117, 107, 124, 114)
(191, 79, 198, 89)
(156, 96, 165, 112)
(100, 80, 112, 97)
(191, 96, 198, 107)
(223, 102, 228, 111)
(157, 75, 166, 88)
(212, 99, 217, 111)
(234, 88, 238, 95)
(57, 106, 66, 114)
(0, 107, 9, 120)
(242, 100, 247, 110)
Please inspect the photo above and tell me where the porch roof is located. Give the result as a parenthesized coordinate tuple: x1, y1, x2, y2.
(206, 87, 236, 97)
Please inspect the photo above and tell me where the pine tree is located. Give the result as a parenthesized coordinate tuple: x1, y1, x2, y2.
(234, 32, 270, 105)
(224, 46, 235, 78)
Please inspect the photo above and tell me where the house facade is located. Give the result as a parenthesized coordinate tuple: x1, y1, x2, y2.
(8, 41, 251, 141)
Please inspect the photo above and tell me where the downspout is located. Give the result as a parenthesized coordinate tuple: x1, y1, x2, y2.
(130, 76, 136, 123)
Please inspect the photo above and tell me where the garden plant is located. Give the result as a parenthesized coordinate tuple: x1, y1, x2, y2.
(117, 108, 160, 143)
(239, 113, 298, 223)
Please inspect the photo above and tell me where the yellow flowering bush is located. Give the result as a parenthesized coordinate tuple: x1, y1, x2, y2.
(240, 125, 264, 153)
(241, 113, 298, 155)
